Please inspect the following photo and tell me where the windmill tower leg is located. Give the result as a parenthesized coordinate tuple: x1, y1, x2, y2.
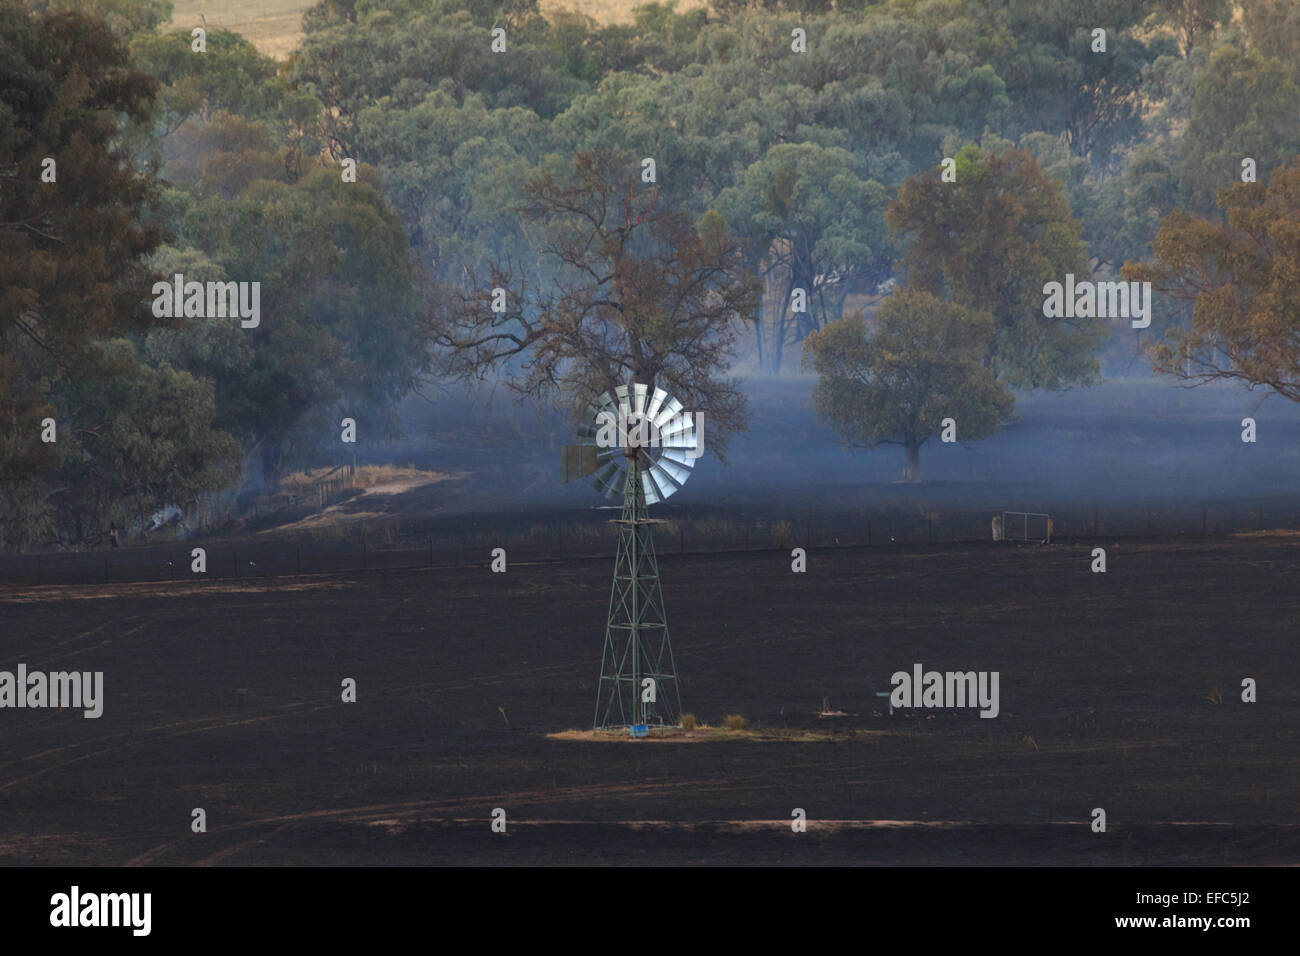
(594, 454, 682, 730)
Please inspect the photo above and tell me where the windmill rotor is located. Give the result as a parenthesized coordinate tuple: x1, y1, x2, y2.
(565, 383, 702, 506)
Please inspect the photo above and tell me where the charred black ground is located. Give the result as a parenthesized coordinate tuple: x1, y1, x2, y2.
(2, 532, 1295, 865)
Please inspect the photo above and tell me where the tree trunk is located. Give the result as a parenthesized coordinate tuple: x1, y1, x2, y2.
(830, 283, 850, 328)
(261, 441, 283, 492)
(769, 271, 797, 374)
(753, 250, 769, 373)
(904, 442, 921, 483)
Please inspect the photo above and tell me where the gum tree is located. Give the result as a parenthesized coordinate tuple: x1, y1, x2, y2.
(1177, 45, 1300, 212)
(886, 145, 1100, 392)
(156, 139, 425, 486)
(717, 143, 892, 373)
(1122, 160, 1300, 400)
(802, 289, 1013, 482)
(0, 0, 237, 545)
(431, 148, 760, 458)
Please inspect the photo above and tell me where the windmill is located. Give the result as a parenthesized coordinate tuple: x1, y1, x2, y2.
(563, 383, 703, 733)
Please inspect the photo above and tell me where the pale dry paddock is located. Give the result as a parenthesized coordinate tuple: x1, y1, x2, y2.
(164, 0, 309, 59)
(164, 0, 708, 60)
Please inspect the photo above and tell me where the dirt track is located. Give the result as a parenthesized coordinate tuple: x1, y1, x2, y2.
(1, 534, 1296, 865)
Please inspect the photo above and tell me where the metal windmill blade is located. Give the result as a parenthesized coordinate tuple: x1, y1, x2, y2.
(562, 385, 700, 504)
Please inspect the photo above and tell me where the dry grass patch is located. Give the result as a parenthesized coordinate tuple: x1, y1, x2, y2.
(165, 0, 710, 60)
(547, 725, 881, 743)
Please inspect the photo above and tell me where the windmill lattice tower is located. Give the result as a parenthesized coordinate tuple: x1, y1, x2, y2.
(563, 383, 702, 732)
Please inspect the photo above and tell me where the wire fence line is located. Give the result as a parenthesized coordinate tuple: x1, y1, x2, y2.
(1, 500, 1295, 588)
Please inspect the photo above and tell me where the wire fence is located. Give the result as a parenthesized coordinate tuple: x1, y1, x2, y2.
(1, 499, 1297, 588)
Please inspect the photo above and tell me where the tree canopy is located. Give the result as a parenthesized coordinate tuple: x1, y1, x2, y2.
(887, 145, 1099, 391)
(803, 289, 1013, 482)
(1123, 158, 1300, 401)
(433, 149, 759, 457)
(1, 0, 237, 546)
(4, 0, 1300, 544)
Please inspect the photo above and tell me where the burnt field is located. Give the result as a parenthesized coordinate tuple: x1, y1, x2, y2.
(0, 533, 1297, 866)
